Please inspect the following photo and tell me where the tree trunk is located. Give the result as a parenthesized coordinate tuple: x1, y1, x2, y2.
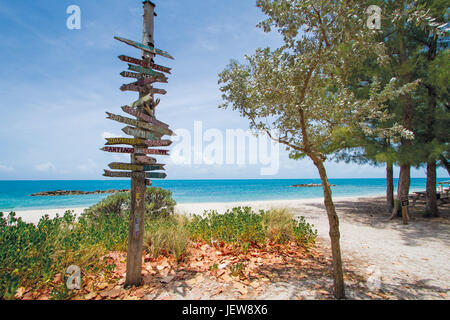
(390, 164, 410, 223)
(426, 160, 439, 217)
(386, 162, 394, 211)
(313, 158, 345, 299)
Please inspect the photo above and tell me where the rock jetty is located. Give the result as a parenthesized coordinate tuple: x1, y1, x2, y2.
(291, 183, 335, 187)
(30, 189, 130, 197)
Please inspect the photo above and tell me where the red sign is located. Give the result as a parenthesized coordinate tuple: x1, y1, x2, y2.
(118, 55, 172, 74)
(135, 148, 169, 156)
(101, 147, 134, 154)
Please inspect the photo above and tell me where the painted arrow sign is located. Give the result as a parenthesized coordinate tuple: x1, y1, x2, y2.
(118, 55, 172, 74)
(108, 163, 144, 171)
(149, 88, 167, 95)
(106, 112, 174, 136)
(128, 64, 165, 78)
(114, 36, 174, 60)
(135, 155, 164, 166)
(133, 76, 167, 86)
(121, 106, 169, 128)
(131, 93, 153, 108)
(120, 84, 144, 92)
(147, 172, 167, 179)
(135, 148, 170, 156)
(101, 146, 134, 154)
(120, 71, 142, 79)
(105, 137, 172, 147)
(108, 163, 164, 172)
(103, 170, 154, 184)
(122, 126, 158, 140)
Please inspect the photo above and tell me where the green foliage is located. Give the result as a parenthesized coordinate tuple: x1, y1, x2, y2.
(0, 210, 128, 299)
(84, 192, 129, 220)
(144, 187, 176, 219)
(189, 207, 317, 250)
(144, 215, 190, 262)
(84, 187, 176, 221)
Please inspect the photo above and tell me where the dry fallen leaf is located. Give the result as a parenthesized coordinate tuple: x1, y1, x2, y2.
(84, 292, 97, 300)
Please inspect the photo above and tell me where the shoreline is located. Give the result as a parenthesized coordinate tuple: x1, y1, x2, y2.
(9, 194, 381, 225)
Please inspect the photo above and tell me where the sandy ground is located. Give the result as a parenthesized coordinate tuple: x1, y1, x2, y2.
(11, 195, 450, 299)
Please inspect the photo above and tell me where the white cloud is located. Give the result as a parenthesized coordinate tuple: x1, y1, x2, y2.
(78, 159, 97, 172)
(102, 131, 121, 140)
(35, 162, 55, 172)
(0, 164, 14, 172)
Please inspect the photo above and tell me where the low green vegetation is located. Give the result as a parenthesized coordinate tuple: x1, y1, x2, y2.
(0, 189, 316, 299)
(190, 207, 317, 251)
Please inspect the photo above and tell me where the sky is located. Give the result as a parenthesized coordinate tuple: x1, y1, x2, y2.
(0, 0, 446, 180)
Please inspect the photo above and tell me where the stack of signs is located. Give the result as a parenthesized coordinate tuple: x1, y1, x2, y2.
(101, 36, 174, 186)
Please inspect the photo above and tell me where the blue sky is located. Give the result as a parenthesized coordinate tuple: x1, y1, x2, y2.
(0, 0, 446, 180)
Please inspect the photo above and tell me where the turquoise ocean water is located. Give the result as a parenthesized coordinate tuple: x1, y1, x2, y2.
(0, 178, 447, 212)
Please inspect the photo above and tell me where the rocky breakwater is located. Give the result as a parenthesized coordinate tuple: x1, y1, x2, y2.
(291, 183, 335, 187)
(30, 189, 130, 197)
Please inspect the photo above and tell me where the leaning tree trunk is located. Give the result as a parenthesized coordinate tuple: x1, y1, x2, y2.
(386, 162, 394, 211)
(426, 160, 439, 217)
(313, 158, 345, 299)
(390, 164, 410, 223)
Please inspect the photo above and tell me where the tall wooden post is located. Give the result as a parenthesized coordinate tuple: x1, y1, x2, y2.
(124, 0, 156, 288)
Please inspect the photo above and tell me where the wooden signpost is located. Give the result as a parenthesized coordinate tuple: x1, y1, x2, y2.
(120, 84, 144, 92)
(128, 64, 165, 78)
(121, 71, 143, 79)
(101, 1, 173, 288)
(108, 162, 165, 172)
(107, 112, 174, 136)
(114, 36, 174, 60)
(105, 137, 172, 147)
(118, 55, 171, 74)
(122, 126, 160, 140)
(122, 105, 169, 128)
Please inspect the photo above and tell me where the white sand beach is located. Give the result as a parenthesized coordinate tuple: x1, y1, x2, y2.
(11, 195, 450, 299)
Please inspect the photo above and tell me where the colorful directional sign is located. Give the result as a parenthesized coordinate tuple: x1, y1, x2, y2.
(134, 76, 167, 86)
(101, 146, 134, 154)
(121, 106, 169, 128)
(135, 148, 169, 156)
(105, 137, 172, 147)
(147, 172, 167, 179)
(109, 163, 144, 171)
(118, 55, 172, 74)
(136, 155, 154, 165)
(120, 84, 144, 92)
(104, 170, 154, 183)
(107, 112, 173, 136)
(128, 64, 165, 78)
(122, 126, 158, 140)
(114, 36, 174, 60)
(149, 88, 167, 95)
(120, 71, 142, 79)
(108, 163, 165, 172)
(131, 93, 153, 108)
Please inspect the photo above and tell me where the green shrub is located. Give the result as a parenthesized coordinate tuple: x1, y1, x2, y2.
(0, 209, 129, 299)
(84, 187, 176, 221)
(189, 207, 317, 250)
(144, 187, 176, 219)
